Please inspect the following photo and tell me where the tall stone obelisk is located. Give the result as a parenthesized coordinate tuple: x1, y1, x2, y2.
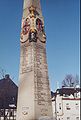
(16, 0, 53, 120)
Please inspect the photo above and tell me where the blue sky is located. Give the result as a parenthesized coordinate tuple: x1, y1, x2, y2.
(0, 0, 80, 91)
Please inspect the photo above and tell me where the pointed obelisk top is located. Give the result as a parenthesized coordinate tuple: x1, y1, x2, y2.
(23, 0, 41, 10)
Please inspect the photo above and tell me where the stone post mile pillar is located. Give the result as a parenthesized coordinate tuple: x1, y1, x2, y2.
(16, 0, 53, 119)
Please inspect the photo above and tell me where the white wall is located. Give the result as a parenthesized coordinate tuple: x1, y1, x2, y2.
(52, 92, 80, 120)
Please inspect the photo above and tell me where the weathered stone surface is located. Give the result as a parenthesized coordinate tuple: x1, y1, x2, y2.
(16, 0, 53, 119)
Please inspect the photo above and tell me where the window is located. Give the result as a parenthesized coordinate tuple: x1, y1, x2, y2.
(76, 103, 79, 110)
(59, 103, 61, 110)
(66, 103, 70, 110)
(67, 117, 70, 120)
(66, 107, 70, 110)
(76, 117, 79, 120)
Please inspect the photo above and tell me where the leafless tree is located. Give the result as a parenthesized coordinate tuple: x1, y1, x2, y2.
(75, 74, 79, 85)
(0, 67, 6, 79)
(62, 74, 79, 87)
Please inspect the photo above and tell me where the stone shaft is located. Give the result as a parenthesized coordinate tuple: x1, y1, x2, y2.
(16, 0, 53, 120)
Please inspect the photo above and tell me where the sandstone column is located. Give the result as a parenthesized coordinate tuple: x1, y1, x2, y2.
(16, 0, 53, 120)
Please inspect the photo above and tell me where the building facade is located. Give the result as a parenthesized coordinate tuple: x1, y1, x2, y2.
(0, 74, 18, 120)
(52, 87, 81, 120)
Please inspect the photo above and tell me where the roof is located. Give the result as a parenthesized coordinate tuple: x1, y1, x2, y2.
(55, 87, 81, 96)
(0, 74, 18, 109)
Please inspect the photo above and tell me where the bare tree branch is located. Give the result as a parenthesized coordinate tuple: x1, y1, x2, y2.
(62, 74, 79, 87)
(0, 67, 6, 79)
